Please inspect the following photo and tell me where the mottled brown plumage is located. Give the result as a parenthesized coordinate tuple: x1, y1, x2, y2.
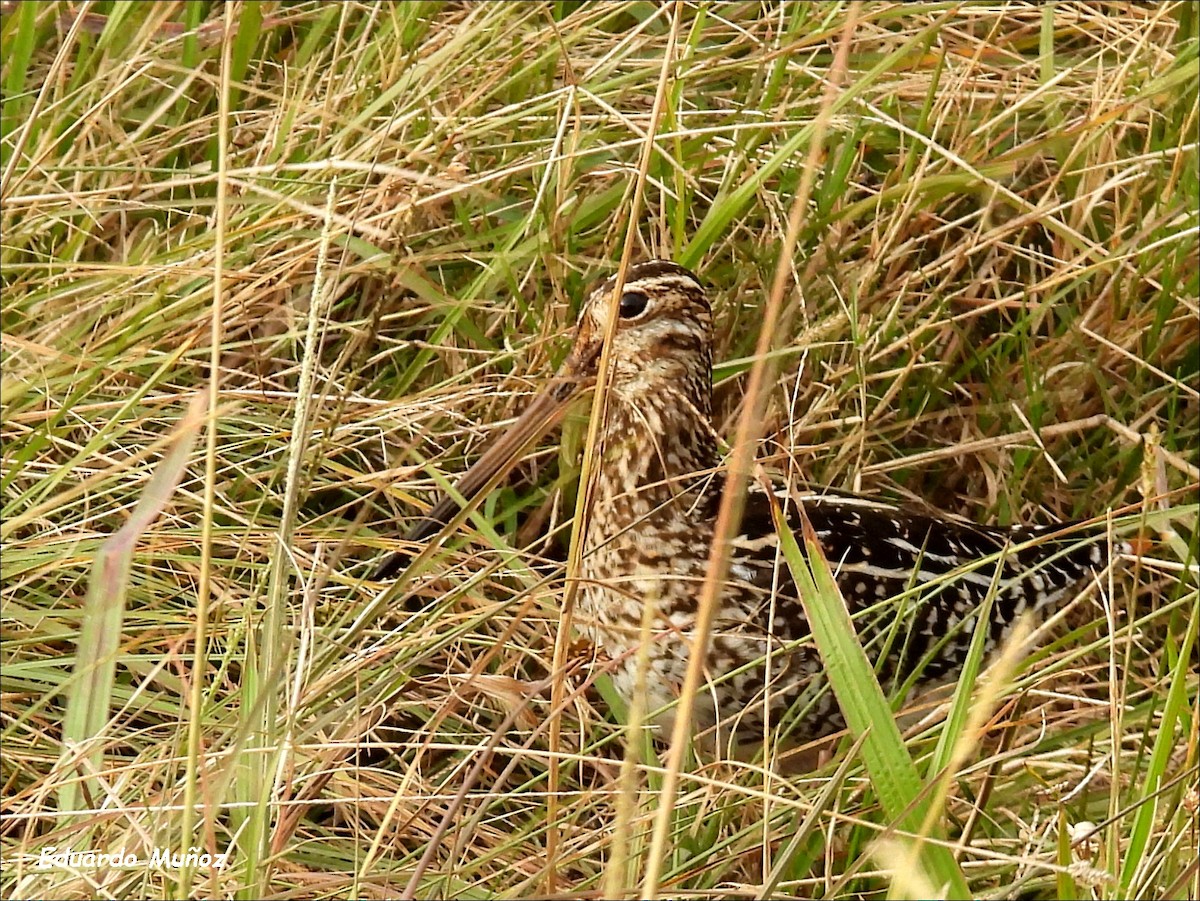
(377, 260, 1120, 749)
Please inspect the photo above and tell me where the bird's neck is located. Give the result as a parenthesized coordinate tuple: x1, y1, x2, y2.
(590, 383, 718, 515)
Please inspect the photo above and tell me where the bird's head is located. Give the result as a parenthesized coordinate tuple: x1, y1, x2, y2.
(562, 259, 711, 398)
(395, 260, 710, 549)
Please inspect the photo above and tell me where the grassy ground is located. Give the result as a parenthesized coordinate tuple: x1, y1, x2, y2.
(2, 2, 1198, 898)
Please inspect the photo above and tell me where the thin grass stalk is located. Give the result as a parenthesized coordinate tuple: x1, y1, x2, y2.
(248, 175, 339, 892)
(179, 5, 233, 896)
(552, 3, 684, 894)
(917, 619, 1031, 856)
(642, 5, 862, 897)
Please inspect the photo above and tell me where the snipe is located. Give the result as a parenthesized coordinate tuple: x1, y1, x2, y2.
(376, 260, 1122, 748)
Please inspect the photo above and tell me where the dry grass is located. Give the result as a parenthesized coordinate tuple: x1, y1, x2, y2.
(2, 2, 1197, 899)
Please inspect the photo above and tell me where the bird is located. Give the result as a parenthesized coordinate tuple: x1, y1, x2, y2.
(375, 259, 1124, 751)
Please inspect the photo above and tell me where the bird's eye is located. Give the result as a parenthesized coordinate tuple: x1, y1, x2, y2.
(618, 290, 649, 319)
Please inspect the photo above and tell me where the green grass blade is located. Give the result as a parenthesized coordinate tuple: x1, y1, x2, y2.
(57, 399, 203, 813)
(770, 495, 971, 899)
(0, 0, 38, 143)
(1117, 599, 1198, 897)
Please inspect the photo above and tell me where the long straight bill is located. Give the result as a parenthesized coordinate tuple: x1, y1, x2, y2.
(403, 375, 581, 544)
(372, 382, 577, 580)
(372, 335, 599, 581)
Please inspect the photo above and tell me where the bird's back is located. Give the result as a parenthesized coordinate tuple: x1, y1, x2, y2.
(578, 475, 1121, 748)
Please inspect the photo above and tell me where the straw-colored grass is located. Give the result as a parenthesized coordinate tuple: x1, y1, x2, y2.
(2, 2, 1197, 899)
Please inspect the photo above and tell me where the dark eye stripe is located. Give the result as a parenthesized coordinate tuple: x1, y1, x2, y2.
(619, 290, 649, 319)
